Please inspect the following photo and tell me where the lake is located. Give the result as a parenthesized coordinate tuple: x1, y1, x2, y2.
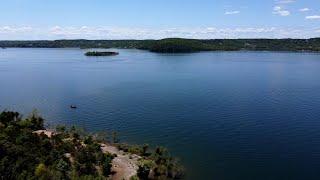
(1, 48, 320, 180)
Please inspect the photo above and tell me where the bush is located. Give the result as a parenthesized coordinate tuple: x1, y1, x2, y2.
(0, 111, 114, 179)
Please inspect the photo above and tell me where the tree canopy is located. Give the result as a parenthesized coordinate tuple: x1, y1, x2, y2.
(1, 38, 319, 53)
(0, 111, 114, 180)
(0, 111, 184, 180)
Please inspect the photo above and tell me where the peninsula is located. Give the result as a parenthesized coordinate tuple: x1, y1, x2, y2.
(0, 111, 184, 180)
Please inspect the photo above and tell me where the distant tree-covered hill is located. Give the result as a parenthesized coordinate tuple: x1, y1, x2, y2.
(148, 38, 212, 53)
(1, 38, 320, 53)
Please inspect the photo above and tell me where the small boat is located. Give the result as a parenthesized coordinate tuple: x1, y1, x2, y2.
(70, 105, 77, 109)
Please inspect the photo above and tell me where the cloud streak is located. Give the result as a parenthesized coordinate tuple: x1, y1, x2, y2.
(225, 11, 240, 15)
(0, 26, 319, 40)
(273, 6, 290, 16)
(306, 15, 320, 20)
(275, 0, 295, 4)
(0, 26, 33, 33)
(299, 8, 310, 12)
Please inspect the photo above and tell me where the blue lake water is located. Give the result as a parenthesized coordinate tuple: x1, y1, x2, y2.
(1, 48, 320, 179)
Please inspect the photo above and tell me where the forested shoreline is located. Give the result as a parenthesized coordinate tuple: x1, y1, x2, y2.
(0, 111, 184, 180)
(1, 38, 320, 53)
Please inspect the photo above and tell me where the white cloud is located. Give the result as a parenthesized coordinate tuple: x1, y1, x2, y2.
(50, 26, 63, 34)
(225, 11, 240, 15)
(0, 26, 319, 40)
(276, 0, 295, 4)
(299, 8, 310, 12)
(273, 6, 281, 11)
(41, 26, 320, 39)
(49, 25, 99, 36)
(0, 26, 33, 33)
(273, 6, 290, 16)
(306, 15, 320, 20)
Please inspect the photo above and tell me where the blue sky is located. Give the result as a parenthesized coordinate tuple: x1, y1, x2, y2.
(0, 0, 319, 39)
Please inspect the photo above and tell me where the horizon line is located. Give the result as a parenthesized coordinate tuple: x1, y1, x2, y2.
(0, 37, 319, 41)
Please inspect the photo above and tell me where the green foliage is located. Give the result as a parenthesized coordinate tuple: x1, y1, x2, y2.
(130, 175, 140, 180)
(137, 165, 150, 179)
(136, 147, 184, 180)
(112, 131, 120, 143)
(94, 131, 109, 143)
(0, 111, 20, 126)
(1, 38, 319, 52)
(85, 51, 119, 56)
(142, 144, 149, 156)
(0, 110, 184, 180)
(118, 143, 185, 179)
(56, 159, 70, 174)
(27, 110, 45, 130)
(101, 153, 113, 176)
(56, 125, 66, 133)
(35, 163, 48, 178)
(0, 111, 114, 180)
(149, 38, 212, 53)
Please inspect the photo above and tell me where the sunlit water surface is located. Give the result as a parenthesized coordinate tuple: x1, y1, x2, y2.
(1, 48, 320, 179)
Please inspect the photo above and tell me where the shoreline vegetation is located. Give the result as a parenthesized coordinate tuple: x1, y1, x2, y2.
(0, 111, 184, 180)
(85, 51, 119, 56)
(0, 38, 319, 53)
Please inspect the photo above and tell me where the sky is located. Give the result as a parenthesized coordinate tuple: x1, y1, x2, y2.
(0, 0, 320, 40)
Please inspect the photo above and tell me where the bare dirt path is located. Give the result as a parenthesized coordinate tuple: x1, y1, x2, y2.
(34, 130, 140, 180)
(101, 144, 140, 180)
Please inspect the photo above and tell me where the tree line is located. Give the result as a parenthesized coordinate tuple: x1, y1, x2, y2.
(0, 38, 319, 53)
(0, 111, 184, 180)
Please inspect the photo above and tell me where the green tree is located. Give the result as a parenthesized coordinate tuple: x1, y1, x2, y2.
(35, 163, 49, 179)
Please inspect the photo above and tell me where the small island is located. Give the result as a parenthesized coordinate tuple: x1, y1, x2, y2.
(85, 51, 119, 56)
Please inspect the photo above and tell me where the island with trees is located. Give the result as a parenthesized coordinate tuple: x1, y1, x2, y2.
(0, 111, 184, 180)
(85, 51, 119, 56)
(0, 38, 319, 53)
